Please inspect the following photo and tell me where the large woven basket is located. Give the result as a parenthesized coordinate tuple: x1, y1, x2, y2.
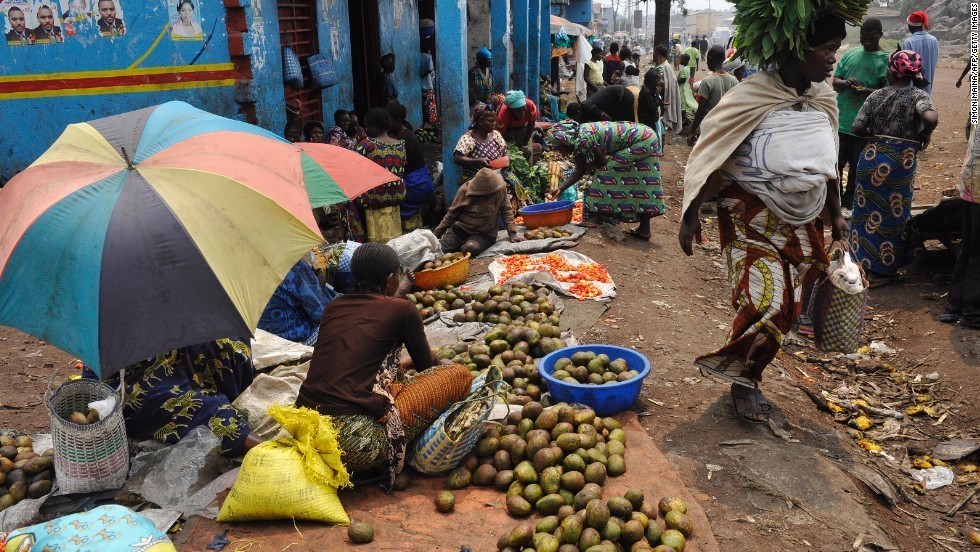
(47, 378, 129, 493)
(412, 253, 471, 290)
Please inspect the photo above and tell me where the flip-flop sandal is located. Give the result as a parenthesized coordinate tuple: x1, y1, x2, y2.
(623, 228, 651, 241)
(731, 384, 768, 424)
(939, 312, 962, 324)
(755, 387, 773, 413)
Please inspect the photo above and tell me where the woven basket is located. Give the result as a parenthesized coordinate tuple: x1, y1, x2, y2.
(412, 253, 471, 290)
(47, 378, 129, 493)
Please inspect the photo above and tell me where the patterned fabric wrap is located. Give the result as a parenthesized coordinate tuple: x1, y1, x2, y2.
(960, 124, 979, 203)
(83, 339, 254, 456)
(812, 250, 868, 353)
(423, 89, 439, 125)
(849, 137, 919, 276)
(2, 505, 176, 552)
(454, 130, 520, 193)
(331, 362, 472, 487)
(409, 366, 504, 474)
(355, 137, 407, 208)
(696, 184, 828, 386)
(338, 203, 366, 243)
(325, 126, 355, 150)
(469, 67, 494, 104)
(568, 121, 665, 223)
(258, 260, 338, 344)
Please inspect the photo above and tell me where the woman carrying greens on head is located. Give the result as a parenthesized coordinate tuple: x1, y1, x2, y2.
(679, 1, 865, 423)
(547, 120, 663, 241)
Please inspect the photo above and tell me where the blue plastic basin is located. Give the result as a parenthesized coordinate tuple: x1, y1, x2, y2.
(518, 200, 574, 214)
(539, 345, 651, 416)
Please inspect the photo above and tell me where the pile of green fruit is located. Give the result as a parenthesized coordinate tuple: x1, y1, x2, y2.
(407, 285, 474, 319)
(550, 352, 641, 386)
(446, 403, 628, 516)
(525, 226, 575, 241)
(418, 252, 466, 272)
(453, 284, 559, 326)
(497, 494, 694, 552)
(0, 435, 55, 511)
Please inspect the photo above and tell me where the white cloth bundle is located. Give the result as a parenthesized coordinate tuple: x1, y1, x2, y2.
(721, 109, 837, 225)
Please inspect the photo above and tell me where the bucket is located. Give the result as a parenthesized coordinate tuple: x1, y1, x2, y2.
(365, 205, 402, 243)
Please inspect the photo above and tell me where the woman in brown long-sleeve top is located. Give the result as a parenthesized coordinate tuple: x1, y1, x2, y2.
(434, 168, 524, 256)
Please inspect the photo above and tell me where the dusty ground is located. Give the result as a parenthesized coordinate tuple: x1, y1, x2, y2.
(1, 61, 976, 549)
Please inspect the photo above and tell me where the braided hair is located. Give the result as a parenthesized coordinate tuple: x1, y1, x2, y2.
(350, 242, 400, 294)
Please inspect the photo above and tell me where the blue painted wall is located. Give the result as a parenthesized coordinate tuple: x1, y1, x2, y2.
(378, 0, 423, 129)
(435, 0, 468, 206)
(313, 0, 354, 129)
(527, 0, 540, 105)
(0, 0, 241, 182)
(511, 0, 528, 92)
(490, 0, 510, 93)
(249, 0, 285, 133)
(565, 0, 592, 25)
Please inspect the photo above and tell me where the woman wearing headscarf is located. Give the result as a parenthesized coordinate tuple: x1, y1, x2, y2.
(497, 90, 539, 148)
(298, 243, 472, 486)
(435, 168, 522, 256)
(679, 11, 853, 423)
(849, 50, 938, 287)
(386, 102, 434, 230)
(469, 47, 494, 105)
(419, 20, 439, 128)
(547, 120, 663, 240)
(453, 103, 519, 191)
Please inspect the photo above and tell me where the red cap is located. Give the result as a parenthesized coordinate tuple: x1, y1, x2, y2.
(906, 11, 929, 29)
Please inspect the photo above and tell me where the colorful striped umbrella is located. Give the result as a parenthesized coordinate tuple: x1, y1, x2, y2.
(0, 101, 398, 378)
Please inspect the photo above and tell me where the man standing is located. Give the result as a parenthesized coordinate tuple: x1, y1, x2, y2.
(833, 18, 889, 208)
(5, 7, 33, 45)
(698, 35, 708, 62)
(903, 10, 938, 94)
(654, 45, 683, 136)
(688, 46, 739, 146)
(584, 47, 605, 98)
(374, 53, 398, 107)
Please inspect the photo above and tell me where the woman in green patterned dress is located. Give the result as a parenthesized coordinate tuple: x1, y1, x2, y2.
(548, 120, 664, 240)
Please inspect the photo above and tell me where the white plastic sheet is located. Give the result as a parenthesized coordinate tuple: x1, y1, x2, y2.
(387, 229, 443, 271)
(251, 329, 312, 370)
(476, 226, 587, 258)
(488, 249, 615, 301)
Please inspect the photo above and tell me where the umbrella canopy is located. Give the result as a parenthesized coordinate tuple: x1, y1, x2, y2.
(551, 15, 593, 37)
(0, 101, 398, 378)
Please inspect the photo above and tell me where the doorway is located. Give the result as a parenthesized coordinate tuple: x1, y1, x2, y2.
(277, 0, 322, 124)
(348, 0, 381, 119)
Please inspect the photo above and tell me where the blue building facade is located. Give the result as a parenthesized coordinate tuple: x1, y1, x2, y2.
(0, 0, 553, 205)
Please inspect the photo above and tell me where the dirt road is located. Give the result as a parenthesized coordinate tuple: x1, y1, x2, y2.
(1, 61, 976, 549)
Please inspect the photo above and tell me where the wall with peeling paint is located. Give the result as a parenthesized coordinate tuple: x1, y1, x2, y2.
(0, 0, 241, 183)
(377, 0, 423, 129)
(315, 0, 354, 128)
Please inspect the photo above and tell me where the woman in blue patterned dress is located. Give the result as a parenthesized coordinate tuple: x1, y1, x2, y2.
(849, 50, 938, 286)
(548, 120, 664, 240)
(83, 339, 260, 456)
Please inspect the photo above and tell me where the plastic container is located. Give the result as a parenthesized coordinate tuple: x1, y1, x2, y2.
(519, 200, 574, 229)
(412, 253, 471, 290)
(539, 345, 651, 416)
(365, 205, 402, 243)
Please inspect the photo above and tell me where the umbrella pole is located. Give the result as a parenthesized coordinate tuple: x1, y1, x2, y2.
(119, 147, 135, 170)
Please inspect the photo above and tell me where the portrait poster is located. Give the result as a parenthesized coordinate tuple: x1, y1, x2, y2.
(93, 0, 124, 37)
(168, 0, 202, 41)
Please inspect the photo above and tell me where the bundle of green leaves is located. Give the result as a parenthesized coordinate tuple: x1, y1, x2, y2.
(731, 0, 871, 69)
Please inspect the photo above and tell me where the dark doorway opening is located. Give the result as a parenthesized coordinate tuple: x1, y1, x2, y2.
(278, 0, 322, 124)
(348, 0, 381, 120)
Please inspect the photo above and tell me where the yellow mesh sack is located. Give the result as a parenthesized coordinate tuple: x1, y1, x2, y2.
(216, 405, 351, 524)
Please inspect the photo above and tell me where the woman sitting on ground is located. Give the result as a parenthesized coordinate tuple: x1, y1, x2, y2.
(297, 244, 472, 487)
(849, 49, 938, 287)
(83, 339, 262, 457)
(435, 168, 523, 256)
(258, 258, 339, 346)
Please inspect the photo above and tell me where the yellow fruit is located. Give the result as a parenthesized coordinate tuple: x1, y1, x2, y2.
(857, 440, 882, 453)
(912, 458, 933, 469)
(848, 416, 871, 431)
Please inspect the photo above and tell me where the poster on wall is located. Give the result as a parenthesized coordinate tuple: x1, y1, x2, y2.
(94, 0, 123, 37)
(60, 0, 92, 37)
(3, 0, 74, 46)
(168, 0, 202, 41)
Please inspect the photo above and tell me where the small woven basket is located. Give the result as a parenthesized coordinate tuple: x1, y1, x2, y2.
(47, 377, 129, 493)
